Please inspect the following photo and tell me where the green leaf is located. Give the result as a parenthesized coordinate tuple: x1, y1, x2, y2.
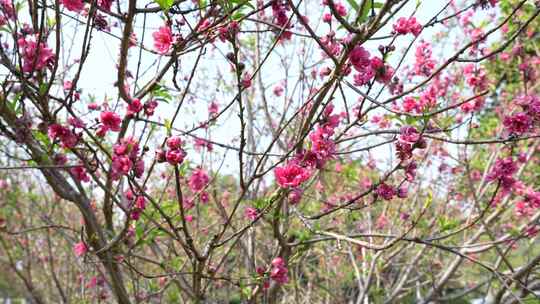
(232, 12, 245, 20)
(252, 197, 269, 209)
(164, 119, 172, 135)
(135, 221, 145, 239)
(33, 131, 51, 147)
(155, 0, 174, 10)
(345, 0, 359, 12)
(358, 1, 383, 23)
(152, 83, 172, 103)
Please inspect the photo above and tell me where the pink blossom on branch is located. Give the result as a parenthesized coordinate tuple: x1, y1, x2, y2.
(60, 0, 85, 12)
(17, 35, 55, 73)
(98, 111, 122, 136)
(189, 168, 209, 192)
(392, 17, 422, 37)
(153, 25, 173, 54)
(73, 241, 88, 257)
(269, 257, 289, 284)
(274, 162, 311, 188)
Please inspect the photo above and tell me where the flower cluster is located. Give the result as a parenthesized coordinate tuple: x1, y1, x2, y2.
(218, 21, 239, 42)
(0, 0, 15, 26)
(71, 165, 90, 183)
(275, 104, 341, 204)
(189, 168, 209, 192)
(271, 0, 292, 40)
(48, 123, 79, 148)
(17, 35, 55, 73)
(392, 17, 422, 36)
(376, 183, 396, 200)
(463, 64, 488, 91)
(395, 126, 426, 162)
(503, 94, 540, 135)
(413, 40, 435, 76)
(269, 257, 289, 284)
(125, 190, 147, 220)
(320, 32, 342, 58)
(515, 188, 540, 218)
(503, 112, 532, 135)
(189, 168, 210, 203)
(486, 157, 517, 191)
(157, 136, 187, 166)
(111, 137, 144, 180)
(349, 45, 394, 86)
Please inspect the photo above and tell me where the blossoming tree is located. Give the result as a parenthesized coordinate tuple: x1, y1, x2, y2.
(1, 0, 540, 303)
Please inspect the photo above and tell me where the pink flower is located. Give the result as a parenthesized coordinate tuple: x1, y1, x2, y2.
(71, 165, 90, 183)
(112, 155, 132, 178)
(376, 183, 396, 200)
(111, 137, 141, 180)
(73, 241, 88, 257)
(88, 102, 100, 111)
(166, 136, 183, 150)
(371, 57, 394, 84)
(376, 214, 388, 229)
(48, 124, 79, 148)
(100, 111, 121, 133)
(402, 96, 422, 113)
(245, 207, 259, 220)
(349, 45, 371, 72)
(63, 80, 73, 90)
(218, 21, 240, 42)
(288, 188, 303, 204)
(271, 1, 289, 27)
(487, 157, 517, 190)
(273, 85, 284, 96)
(393, 17, 410, 35)
(135, 196, 146, 210)
(60, 0, 85, 12)
(130, 209, 141, 220)
(153, 26, 173, 54)
(0, 0, 15, 22)
(126, 98, 143, 116)
(166, 149, 186, 165)
(270, 257, 289, 284)
(194, 138, 213, 152)
(144, 100, 158, 116)
(189, 168, 209, 192)
(414, 41, 435, 76)
(200, 191, 209, 203)
(274, 162, 311, 188)
(98, 0, 114, 11)
(241, 73, 252, 88)
(397, 186, 408, 198)
(322, 12, 332, 23)
(399, 126, 421, 144)
(393, 17, 422, 36)
(503, 112, 532, 135)
(333, 2, 347, 16)
(208, 101, 219, 116)
(17, 35, 55, 73)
